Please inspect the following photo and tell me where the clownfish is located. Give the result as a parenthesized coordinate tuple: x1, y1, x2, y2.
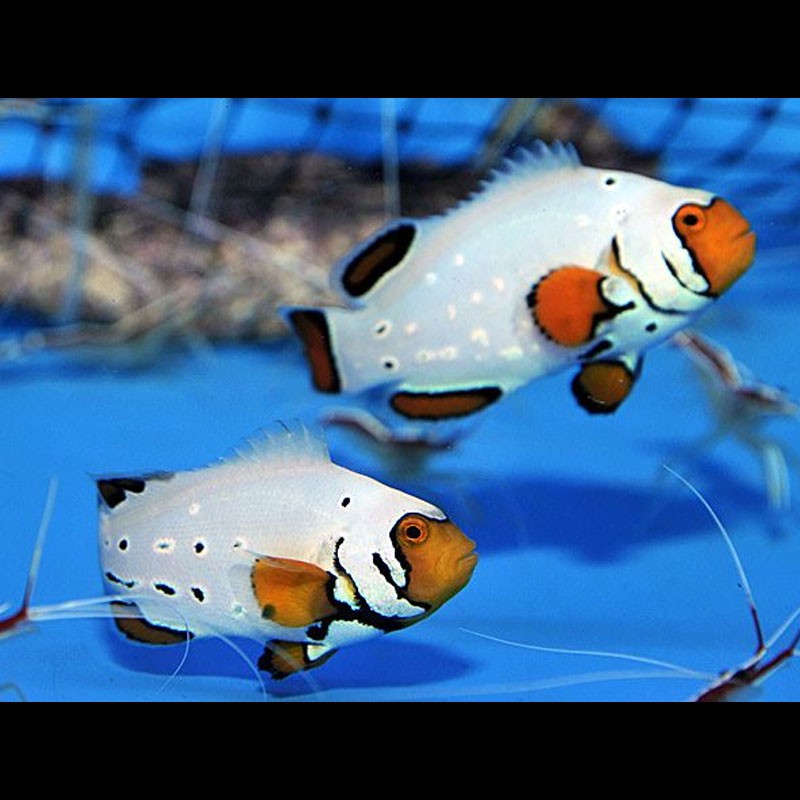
(96, 423, 477, 679)
(284, 141, 756, 442)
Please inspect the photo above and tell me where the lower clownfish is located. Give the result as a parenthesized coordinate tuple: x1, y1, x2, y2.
(96, 423, 477, 679)
(284, 141, 756, 443)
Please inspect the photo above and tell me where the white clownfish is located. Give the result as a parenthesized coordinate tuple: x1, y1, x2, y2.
(96, 423, 477, 679)
(284, 141, 756, 442)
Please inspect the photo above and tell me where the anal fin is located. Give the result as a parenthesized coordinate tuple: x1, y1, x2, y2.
(111, 601, 193, 645)
(390, 387, 503, 420)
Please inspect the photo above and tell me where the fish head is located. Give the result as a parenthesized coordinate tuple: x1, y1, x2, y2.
(594, 168, 756, 313)
(669, 197, 756, 297)
(390, 512, 477, 619)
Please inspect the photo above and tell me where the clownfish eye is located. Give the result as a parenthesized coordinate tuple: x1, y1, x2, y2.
(398, 515, 429, 545)
(675, 203, 708, 234)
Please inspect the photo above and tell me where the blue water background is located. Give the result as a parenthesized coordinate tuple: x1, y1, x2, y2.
(1, 98, 799, 702)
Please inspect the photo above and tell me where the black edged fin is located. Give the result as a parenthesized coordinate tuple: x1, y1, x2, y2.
(97, 478, 146, 509)
(339, 222, 416, 298)
(571, 356, 642, 415)
(390, 386, 503, 420)
(96, 472, 173, 510)
(286, 309, 341, 394)
(110, 601, 193, 645)
(258, 640, 337, 680)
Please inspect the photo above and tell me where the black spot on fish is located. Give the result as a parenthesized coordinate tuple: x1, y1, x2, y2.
(646, 322, 657, 332)
(341, 497, 351, 507)
(154, 582, 176, 596)
(119, 539, 128, 551)
(194, 541, 205, 554)
(261, 604, 276, 620)
(191, 587, 205, 603)
(105, 571, 135, 589)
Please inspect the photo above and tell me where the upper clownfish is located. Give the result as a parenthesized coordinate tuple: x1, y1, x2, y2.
(284, 141, 756, 441)
(96, 423, 476, 679)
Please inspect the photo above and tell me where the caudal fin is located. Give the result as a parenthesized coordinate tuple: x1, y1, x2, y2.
(284, 308, 342, 394)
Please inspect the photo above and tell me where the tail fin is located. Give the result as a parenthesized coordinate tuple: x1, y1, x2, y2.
(284, 308, 342, 394)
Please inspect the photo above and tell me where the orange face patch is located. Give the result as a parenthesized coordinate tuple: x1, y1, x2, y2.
(392, 514, 477, 617)
(672, 198, 756, 296)
(529, 266, 621, 347)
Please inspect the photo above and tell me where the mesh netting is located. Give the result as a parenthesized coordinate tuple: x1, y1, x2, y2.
(0, 98, 794, 346)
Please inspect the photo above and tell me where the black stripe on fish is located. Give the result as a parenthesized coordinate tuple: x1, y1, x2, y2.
(104, 571, 136, 589)
(339, 222, 416, 298)
(579, 338, 614, 361)
(611, 237, 688, 317)
(330, 538, 415, 633)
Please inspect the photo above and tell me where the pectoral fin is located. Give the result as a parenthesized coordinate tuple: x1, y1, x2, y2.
(251, 556, 337, 628)
(571, 356, 642, 414)
(258, 640, 337, 680)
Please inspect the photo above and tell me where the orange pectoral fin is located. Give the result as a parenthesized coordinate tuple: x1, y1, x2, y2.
(571, 359, 640, 414)
(529, 267, 623, 347)
(251, 557, 337, 628)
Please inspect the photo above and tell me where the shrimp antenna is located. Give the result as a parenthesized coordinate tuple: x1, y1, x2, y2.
(23, 477, 59, 613)
(662, 465, 765, 654)
(0, 477, 59, 636)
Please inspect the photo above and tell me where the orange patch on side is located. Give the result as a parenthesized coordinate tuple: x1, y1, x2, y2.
(288, 310, 341, 393)
(252, 557, 336, 628)
(673, 198, 756, 296)
(390, 387, 502, 420)
(530, 267, 614, 347)
(571, 361, 635, 414)
(111, 601, 192, 645)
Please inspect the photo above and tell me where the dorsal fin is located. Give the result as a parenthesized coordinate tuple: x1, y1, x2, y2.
(445, 140, 582, 217)
(226, 420, 331, 470)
